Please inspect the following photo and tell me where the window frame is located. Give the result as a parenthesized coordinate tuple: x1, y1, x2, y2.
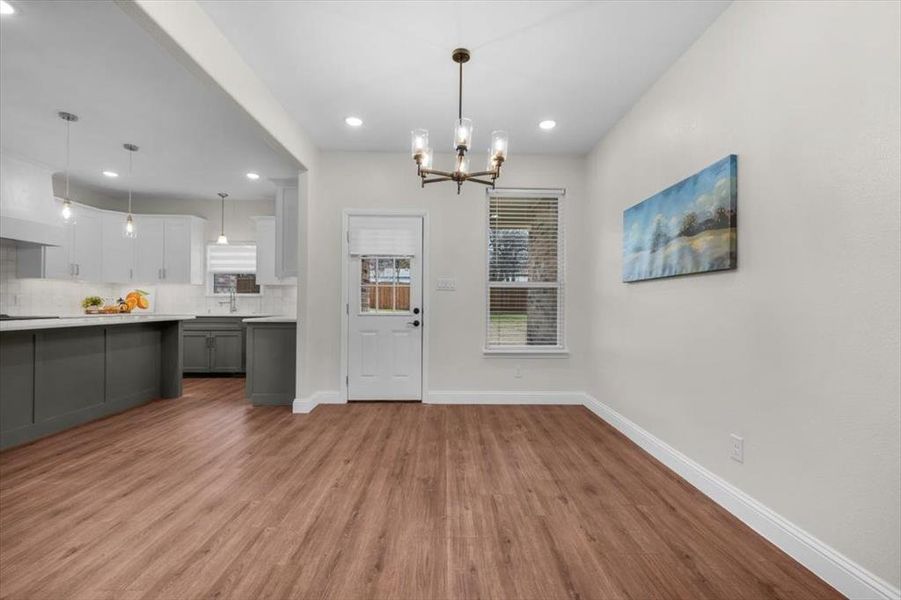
(483, 188, 567, 355)
(205, 242, 262, 297)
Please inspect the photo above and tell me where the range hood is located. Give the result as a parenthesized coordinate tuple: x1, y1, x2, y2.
(0, 152, 66, 247)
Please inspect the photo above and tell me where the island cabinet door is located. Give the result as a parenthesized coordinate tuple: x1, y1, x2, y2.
(183, 331, 211, 372)
(210, 331, 243, 373)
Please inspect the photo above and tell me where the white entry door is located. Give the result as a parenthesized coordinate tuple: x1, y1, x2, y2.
(347, 215, 423, 400)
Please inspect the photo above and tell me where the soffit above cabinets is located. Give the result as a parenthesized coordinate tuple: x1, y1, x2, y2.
(0, 1, 300, 204)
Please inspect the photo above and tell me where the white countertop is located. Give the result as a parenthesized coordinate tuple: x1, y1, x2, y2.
(195, 313, 273, 318)
(0, 314, 196, 332)
(243, 316, 297, 324)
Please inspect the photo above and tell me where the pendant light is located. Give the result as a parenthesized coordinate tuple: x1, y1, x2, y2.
(58, 111, 79, 221)
(216, 192, 229, 245)
(123, 143, 138, 238)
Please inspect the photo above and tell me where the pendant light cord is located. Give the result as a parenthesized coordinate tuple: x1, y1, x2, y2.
(65, 119, 71, 201)
(127, 149, 133, 213)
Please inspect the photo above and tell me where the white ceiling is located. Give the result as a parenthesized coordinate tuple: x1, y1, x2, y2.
(198, 0, 730, 155)
(0, 1, 300, 203)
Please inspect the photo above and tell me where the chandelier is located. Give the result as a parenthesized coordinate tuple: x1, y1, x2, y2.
(411, 48, 508, 194)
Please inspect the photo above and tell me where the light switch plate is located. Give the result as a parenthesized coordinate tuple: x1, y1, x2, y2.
(436, 278, 456, 291)
(730, 433, 744, 463)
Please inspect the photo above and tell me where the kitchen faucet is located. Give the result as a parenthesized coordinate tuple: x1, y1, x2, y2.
(218, 290, 238, 313)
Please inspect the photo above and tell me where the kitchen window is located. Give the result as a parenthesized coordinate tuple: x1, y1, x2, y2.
(207, 243, 260, 295)
(486, 189, 566, 353)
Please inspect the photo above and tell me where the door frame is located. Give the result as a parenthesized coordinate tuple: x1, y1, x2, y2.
(340, 209, 430, 402)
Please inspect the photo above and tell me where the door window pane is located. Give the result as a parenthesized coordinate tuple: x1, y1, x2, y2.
(359, 255, 413, 314)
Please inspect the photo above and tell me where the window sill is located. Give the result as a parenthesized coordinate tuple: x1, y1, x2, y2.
(482, 347, 570, 358)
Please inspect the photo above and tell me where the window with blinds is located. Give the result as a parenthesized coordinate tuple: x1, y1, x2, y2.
(486, 191, 564, 351)
(206, 244, 260, 295)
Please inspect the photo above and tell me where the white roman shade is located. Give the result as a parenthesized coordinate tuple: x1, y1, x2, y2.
(349, 227, 417, 256)
(207, 244, 257, 273)
(486, 190, 565, 351)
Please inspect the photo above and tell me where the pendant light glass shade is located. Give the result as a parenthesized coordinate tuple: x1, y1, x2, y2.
(453, 118, 472, 151)
(490, 130, 508, 161)
(456, 153, 469, 175)
(61, 200, 73, 221)
(125, 214, 136, 238)
(411, 129, 429, 159)
(420, 148, 432, 169)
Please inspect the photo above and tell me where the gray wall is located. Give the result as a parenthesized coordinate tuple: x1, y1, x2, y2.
(584, 0, 900, 587)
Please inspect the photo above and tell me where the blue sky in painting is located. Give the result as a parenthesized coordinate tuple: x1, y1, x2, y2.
(623, 155, 736, 254)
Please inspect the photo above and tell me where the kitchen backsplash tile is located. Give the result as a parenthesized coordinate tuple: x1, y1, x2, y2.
(0, 239, 296, 317)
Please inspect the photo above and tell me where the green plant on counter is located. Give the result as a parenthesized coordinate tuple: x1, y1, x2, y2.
(81, 296, 103, 309)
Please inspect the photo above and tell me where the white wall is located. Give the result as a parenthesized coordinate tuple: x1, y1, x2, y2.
(303, 151, 589, 396)
(585, 0, 900, 589)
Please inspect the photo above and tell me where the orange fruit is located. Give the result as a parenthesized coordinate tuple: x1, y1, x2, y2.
(126, 297, 138, 311)
(137, 296, 150, 310)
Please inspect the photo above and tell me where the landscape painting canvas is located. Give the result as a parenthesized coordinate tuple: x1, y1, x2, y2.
(623, 155, 737, 282)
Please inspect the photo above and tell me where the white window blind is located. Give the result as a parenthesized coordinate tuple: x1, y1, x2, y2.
(487, 191, 565, 351)
(207, 244, 257, 273)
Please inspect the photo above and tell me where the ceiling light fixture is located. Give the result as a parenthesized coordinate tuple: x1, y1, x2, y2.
(216, 192, 229, 245)
(102, 170, 119, 178)
(246, 172, 260, 180)
(123, 144, 138, 239)
(411, 48, 508, 194)
(58, 111, 78, 222)
(0, 1, 15, 16)
(345, 116, 363, 127)
(539, 120, 557, 130)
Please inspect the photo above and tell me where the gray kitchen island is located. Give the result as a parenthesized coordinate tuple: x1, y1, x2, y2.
(0, 314, 193, 450)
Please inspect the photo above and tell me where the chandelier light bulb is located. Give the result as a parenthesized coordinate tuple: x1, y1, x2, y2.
(490, 130, 509, 161)
(421, 148, 432, 169)
(217, 234, 229, 245)
(411, 129, 429, 159)
(456, 154, 470, 175)
(454, 118, 473, 151)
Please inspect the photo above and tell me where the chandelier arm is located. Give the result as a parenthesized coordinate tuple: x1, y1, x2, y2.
(467, 170, 498, 178)
(423, 176, 455, 185)
(421, 168, 455, 178)
(464, 177, 496, 186)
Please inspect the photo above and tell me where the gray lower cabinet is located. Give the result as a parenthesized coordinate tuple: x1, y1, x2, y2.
(182, 317, 247, 374)
(245, 320, 296, 405)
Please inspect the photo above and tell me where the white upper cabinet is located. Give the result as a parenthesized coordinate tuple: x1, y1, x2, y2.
(70, 205, 104, 282)
(101, 211, 135, 283)
(254, 216, 296, 286)
(134, 216, 165, 283)
(274, 183, 298, 279)
(134, 215, 204, 285)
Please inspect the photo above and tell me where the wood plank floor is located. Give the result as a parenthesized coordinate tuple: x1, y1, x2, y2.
(0, 378, 842, 600)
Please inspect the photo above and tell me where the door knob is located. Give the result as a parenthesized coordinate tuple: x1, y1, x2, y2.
(413, 308, 420, 314)
(408, 320, 421, 327)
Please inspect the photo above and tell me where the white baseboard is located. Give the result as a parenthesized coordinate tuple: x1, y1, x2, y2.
(582, 394, 901, 600)
(291, 390, 343, 414)
(426, 390, 585, 405)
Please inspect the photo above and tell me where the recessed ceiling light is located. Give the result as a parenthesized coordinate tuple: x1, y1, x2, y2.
(345, 116, 363, 127)
(246, 172, 260, 180)
(0, 1, 15, 16)
(539, 120, 556, 131)
(102, 170, 119, 178)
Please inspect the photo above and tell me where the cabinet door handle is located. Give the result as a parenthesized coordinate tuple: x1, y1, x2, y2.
(75, 264, 80, 276)
(129, 268, 133, 280)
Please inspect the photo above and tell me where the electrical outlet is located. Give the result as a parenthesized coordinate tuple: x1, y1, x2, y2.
(436, 278, 456, 291)
(730, 434, 744, 463)
(514, 365, 523, 379)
